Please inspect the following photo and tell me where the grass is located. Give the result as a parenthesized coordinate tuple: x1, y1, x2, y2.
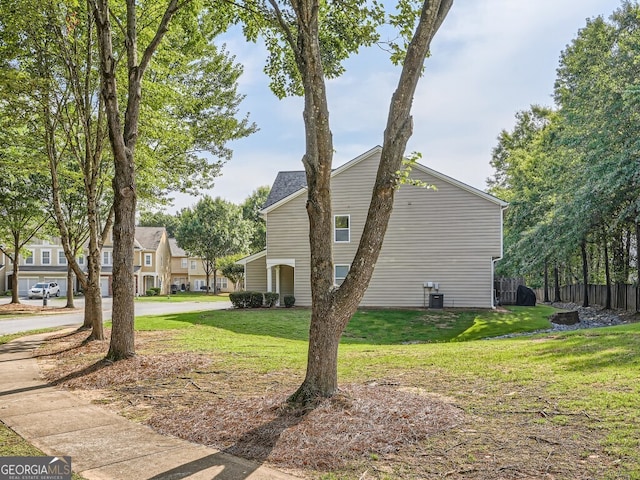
(134, 291, 230, 303)
(128, 305, 640, 477)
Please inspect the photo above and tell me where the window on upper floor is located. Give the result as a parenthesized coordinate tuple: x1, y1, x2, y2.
(145, 253, 152, 266)
(41, 250, 51, 265)
(334, 215, 350, 243)
(58, 250, 67, 265)
(334, 264, 349, 286)
(190, 260, 196, 270)
(25, 250, 34, 265)
(181, 258, 188, 268)
(103, 250, 112, 266)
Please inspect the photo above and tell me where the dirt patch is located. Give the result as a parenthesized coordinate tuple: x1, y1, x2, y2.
(0, 303, 79, 316)
(38, 330, 623, 479)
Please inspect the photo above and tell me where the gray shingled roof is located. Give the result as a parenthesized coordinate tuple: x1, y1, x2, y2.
(263, 171, 307, 209)
(168, 237, 186, 257)
(135, 226, 165, 250)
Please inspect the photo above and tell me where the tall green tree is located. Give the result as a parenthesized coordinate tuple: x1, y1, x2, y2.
(90, 0, 253, 360)
(239, 0, 452, 402)
(241, 186, 270, 253)
(0, 173, 51, 304)
(176, 197, 250, 293)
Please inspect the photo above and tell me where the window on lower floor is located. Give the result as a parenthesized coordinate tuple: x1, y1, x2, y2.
(334, 264, 349, 286)
(216, 277, 228, 289)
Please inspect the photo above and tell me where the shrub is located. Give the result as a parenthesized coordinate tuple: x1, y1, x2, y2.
(5, 290, 11, 296)
(283, 295, 295, 308)
(146, 289, 156, 296)
(229, 291, 251, 308)
(151, 287, 161, 295)
(264, 292, 279, 308)
(249, 291, 264, 308)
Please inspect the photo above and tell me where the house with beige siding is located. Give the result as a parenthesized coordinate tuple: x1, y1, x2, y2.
(239, 146, 507, 308)
(168, 237, 237, 293)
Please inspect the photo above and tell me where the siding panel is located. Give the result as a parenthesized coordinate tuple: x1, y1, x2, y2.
(265, 150, 504, 308)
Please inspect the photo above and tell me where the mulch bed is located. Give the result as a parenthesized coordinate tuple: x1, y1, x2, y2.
(37, 329, 624, 479)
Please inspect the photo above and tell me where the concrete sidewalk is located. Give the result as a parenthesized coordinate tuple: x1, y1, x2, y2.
(0, 333, 299, 480)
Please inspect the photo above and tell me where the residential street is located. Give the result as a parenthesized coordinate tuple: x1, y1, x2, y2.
(0, 297, 232, 335)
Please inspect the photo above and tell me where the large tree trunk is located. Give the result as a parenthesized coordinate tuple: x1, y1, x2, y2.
(287, 0, 452, 403)
(93, 0, 179, 360)
(10, 233, 20, 304)
(66, 265, 75, 308)
(10, 259, 19, 304)
(581, 241, 589, 307)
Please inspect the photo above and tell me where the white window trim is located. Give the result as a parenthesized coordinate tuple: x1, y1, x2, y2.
(144, 253, 153, 267)
(334, 214, 351, 243)
(25, 250, 34, 265)
(58, 250, 67, 265)
(78, 254, 85, 265)
(190, 260, 196, 270)
(41, 249, 51, 265)
(334, 264, 350, 286)
(102, 250, 112, 266)
(181, 258, 188, 268)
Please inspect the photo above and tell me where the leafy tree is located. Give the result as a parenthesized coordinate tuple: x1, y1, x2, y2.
(241, 186, 270, 253)
(90, 0, 253, 360)
(0, 173, 51, 304)
(238, 0, 452, 402)
(176, 197, 250, 293)
(219, 254, 246, 290)
(139, 211, 181, 238)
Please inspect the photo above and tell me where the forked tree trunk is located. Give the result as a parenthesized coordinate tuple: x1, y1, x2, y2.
(287, 0, 453, 403)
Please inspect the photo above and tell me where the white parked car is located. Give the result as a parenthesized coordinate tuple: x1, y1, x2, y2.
(28, 282, 60, 299)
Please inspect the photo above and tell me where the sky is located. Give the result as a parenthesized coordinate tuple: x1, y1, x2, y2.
(169, 0, 623, 211)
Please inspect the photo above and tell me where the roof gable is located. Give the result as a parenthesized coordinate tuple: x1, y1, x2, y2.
(261, 146, 506, 213)
(135, 226, 166, 250)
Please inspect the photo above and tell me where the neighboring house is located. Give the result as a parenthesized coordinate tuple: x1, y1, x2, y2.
(134, 227, 172, 295)
(3, 227, 173, 297)
(239, 146, 507, 308)
(169, 238, 189, 291)
(168, 237, 237, 293)
(3, 238, 82, 297)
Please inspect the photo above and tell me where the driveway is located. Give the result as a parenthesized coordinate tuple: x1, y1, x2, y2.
(0, 297, 232, 335)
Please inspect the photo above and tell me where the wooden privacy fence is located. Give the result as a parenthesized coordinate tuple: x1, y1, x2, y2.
(495, 277, 525, 305)
(534, 284, 640, 312)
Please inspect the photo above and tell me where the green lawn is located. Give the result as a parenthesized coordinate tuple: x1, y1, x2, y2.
(132, 305, 640, 476)
(134, 291, 230, 303)
(3, 305, 638, 477)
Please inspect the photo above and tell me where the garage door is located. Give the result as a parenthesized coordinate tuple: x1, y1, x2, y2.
(100, 277, 110, 297)
(45, 278, 67, 296)
(18, 278, 39, 297)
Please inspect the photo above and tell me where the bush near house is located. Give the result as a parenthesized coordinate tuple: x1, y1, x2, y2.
(264, 292, 279, 307)
(283, 295, 295, 308)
